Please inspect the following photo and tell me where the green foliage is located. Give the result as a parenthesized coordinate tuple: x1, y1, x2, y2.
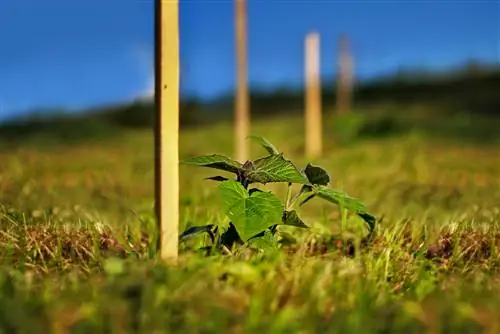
(182, 154, 243, 174)
(183, 151, 308, 185)
(0, 117, 499, 332)
(218, 180, 283, 241)
(302, 163, 330, 185)
(246, 154, 309, 184)
(282, 210, 308, 228)
(180, 136, 376, 254)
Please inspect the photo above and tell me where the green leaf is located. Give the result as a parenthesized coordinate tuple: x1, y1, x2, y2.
(282, 210, 309, 228)
(218, 180, 284, 241)
(247, 135, 280, 155)
(220, 222, 244, 249)
(179, 224, 216, 242)
(245, 154, 309, 184)
(181, 154, 242, 174)
(357, 212, 377, 234)
(249, 188, 264, 195)
(248, 229, 279, 252)
(313, 185, 376, 232)
(314, 185, 368, 212)
(303, 163, 330, 185)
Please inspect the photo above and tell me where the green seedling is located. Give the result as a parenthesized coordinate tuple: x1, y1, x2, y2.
(179, 135, 376, 254)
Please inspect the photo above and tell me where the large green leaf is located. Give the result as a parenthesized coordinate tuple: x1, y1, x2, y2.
(303, 163, 330, 185)
(218, 180, 284, 241)
(247, 135, 280, 155)
(181, 154, 242, 174)
(245, 154, 309, 184)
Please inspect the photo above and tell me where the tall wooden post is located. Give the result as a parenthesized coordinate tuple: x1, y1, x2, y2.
(154, 0, 179, 261)
(336, 34, 354, 115)
(234, 0, 250, 162)
(305, 32, 322, 158)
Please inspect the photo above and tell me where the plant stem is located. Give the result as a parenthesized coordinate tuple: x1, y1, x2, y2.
(221, 245, 233, 256)
(285, 183, 292, 209)
(289, 187, 314, 210)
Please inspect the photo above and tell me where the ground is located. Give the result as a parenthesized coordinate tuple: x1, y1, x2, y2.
(0, 114, 499, 332)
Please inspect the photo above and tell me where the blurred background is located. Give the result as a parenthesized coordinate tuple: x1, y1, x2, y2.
(0, 1, 499, 145)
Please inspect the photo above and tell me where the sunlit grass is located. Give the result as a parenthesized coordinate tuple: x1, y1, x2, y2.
(0, 115, 499, 332)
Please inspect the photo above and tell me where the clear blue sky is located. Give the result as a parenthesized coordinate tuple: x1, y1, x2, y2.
(0, 0, 498, 120)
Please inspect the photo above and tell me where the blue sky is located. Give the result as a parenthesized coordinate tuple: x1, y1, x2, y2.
(0, 0, 498, 120)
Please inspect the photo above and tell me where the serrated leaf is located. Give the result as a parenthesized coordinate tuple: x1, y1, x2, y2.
(181, 154, 242, 174)
(282, 210, 309, 228)
(247, 135, 280, 155)
(245, 154, 309, 184)
(218, 180, 284, 241)
(248, 229, 279, 252)
(313, 185, 376, 232)
(314, 185, 368, 212)
(303, 163, 330, 185)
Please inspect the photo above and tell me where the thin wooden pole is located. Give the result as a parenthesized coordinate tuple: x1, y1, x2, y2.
(336, 34, 354, 115)
(305, 32, 322, 158)
(234, 0, 250, 162)
(154, 0, 179, 261)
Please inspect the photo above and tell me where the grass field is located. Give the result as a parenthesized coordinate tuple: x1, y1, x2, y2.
(0, 113, 499, 332)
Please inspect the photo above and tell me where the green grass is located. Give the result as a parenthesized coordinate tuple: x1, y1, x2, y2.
(1, 114, 500, 332)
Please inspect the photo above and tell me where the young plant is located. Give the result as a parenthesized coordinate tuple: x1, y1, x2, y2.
(179, 136, 376, 254)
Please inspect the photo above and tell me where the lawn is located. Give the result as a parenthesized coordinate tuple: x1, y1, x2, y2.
(0, 114, 499, 332)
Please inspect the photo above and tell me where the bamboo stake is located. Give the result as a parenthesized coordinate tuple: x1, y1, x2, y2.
(305, 32, 322, 158)
(154, 0, 179, 261)
(234, 0, 250, 162)
(336, 34, 354, 115)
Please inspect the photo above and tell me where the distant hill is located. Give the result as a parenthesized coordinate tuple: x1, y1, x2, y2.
(1, 63, 499, 144)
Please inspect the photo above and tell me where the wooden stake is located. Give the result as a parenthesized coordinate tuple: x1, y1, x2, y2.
(154, 0, 179, 261)
(336, 34, 354, 115)
(305, 32, 322, 158)
(234, 0, 250, 162)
